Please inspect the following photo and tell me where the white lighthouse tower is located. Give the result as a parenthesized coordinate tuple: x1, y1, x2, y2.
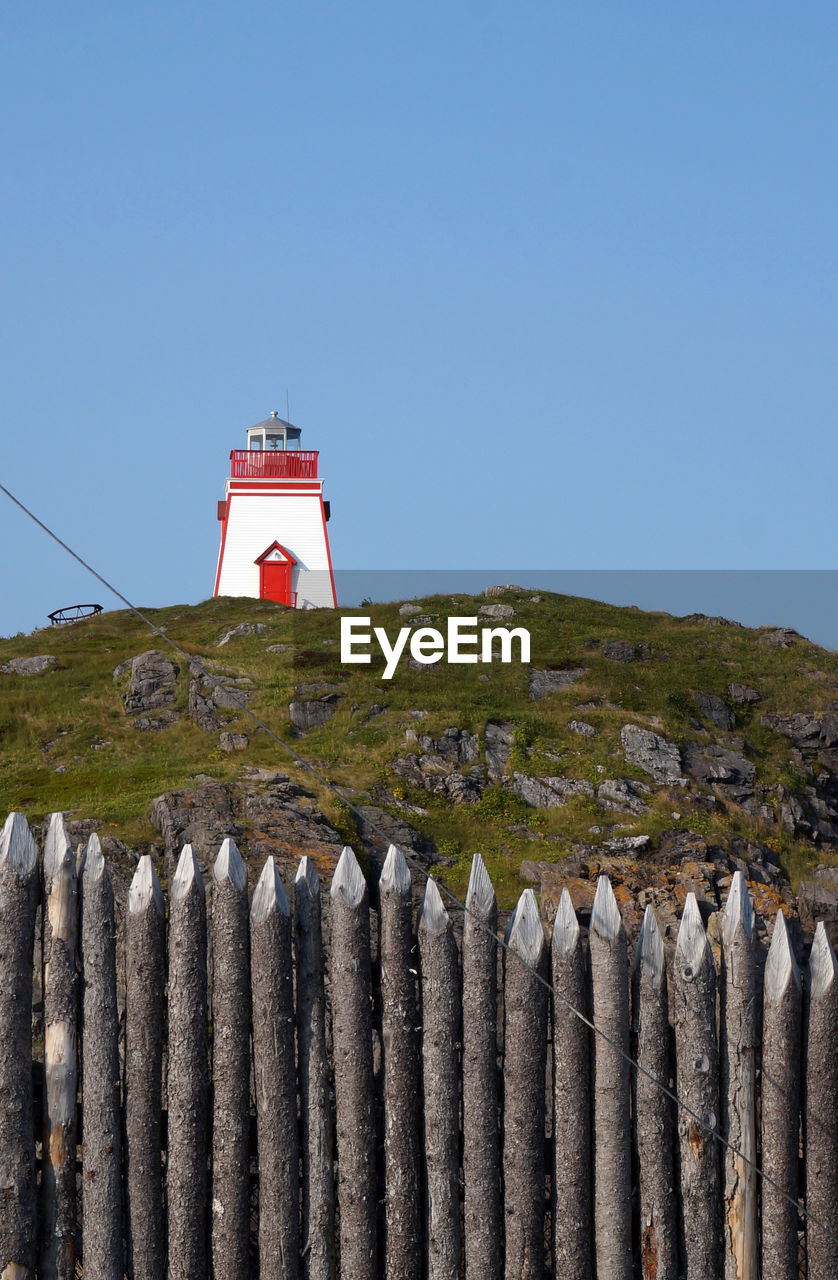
(213, 411, 336, 608)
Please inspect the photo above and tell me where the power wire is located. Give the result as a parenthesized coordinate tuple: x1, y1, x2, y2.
(0, 478, 831, 1249)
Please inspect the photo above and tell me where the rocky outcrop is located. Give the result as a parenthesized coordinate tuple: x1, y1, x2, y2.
(728, 683, 760, 705)
(216, 622, 265, 647)
(479, 603, 516, 619)
(620, 724, 683, 784)
(289, 695, 341, 733)
(602, 640, 639, 663)
(529, 667, 587, 700)
(682, 743, 756, 804)
(219, 733, 248, 751)
(123, 651, 180, 730)
(512, 773, 594, 808)
(762, 713, 838, 752)
(694, 692, 734, 731)
(597, 778, 652, 815)
(569, 720, 596, 738)
(485, 722, 515, 779)
(151, 775, 345, 885)
(1, 655, 56, 675)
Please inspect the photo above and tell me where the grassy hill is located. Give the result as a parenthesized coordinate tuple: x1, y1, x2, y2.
(2, 589, 837, 907)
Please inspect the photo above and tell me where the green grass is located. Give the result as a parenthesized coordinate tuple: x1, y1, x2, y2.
(1, 590, 836, 905)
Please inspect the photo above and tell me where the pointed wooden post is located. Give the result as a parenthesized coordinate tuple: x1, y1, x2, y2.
(503, 888, 547, 1280)
(805, 921, 838, 1279)
(79, 834, 123, 1280)
(419, 877, 461, 1280)
(462, 853, 500, 1280)
(721, 872, 760, 1280)
(40, 812, 79, 1280)
(124, 854, 166, 1280)
(167, 844, 209, 1280)
(761, 910, 801, 1280)
(379, 844, 422, 1280)
(0, 813, 40, 1280)
(294, 856, 336, 1280)
(589, 875, 632, 1280)
(632, 904, 677, 1280)
(672, 892, 721, 1280)
(330, 846, 377, 1280)
(211, 836, 252, 1280)
(552, 888, 592, 1280)
(251, 857, 300, 1280)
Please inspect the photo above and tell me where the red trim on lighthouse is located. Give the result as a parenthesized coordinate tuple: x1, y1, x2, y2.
(254, 540, 297, 566)
(319, 497, 337, 607)
(213, 495, 232, 596)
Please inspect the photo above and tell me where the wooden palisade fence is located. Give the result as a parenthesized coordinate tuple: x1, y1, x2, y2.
(0, 807, 834, 1278)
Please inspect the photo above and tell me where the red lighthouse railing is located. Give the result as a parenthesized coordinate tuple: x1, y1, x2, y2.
(230, 449, 319, 479)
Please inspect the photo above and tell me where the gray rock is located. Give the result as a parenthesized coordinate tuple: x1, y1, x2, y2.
(132, 710, 181, 732)
(620, 724, 683, 784)
(512, 772, 594, 808)
(758, 627, 800, 648)
(568, 720, 596, 738)
(763, 713, 838, 750)
(485, 722, 515, 780)
(352, 805, 438, 865)
(265, 643, 293, 653)
(694, 691, 735, 731)
(682, 742, 755, 788)
(603, 834, 650, 854)
(1, 654, 56, 675)
(112, 659, 133, 680)
(289, 695, 340, 733)
(216, 622, 265, 647)
(398, 603, 422, 616)
(211, 682, 254, 711)
(123, 651, 179, 715)
(479, 603, 516, 619)
(484, 584, 522, 597)
(529, 667, 587, 700)
(219, 733, 249, 752)
(188, 678, 222, 732)
(602, 640, 636, 663)
(799, 878, 838, 937)
(597, 778, 652, 815)
(728, 683, 760, 705)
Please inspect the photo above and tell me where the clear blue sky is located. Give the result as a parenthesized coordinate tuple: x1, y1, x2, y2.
(2, 3, 837, 637)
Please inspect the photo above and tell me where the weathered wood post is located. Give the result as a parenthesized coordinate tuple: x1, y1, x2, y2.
(330, 845, 377, 1280)
(720, 872, 760, 1280)
(418, 877, 461, 1280)
(211, 836, 252, 1280)
(167, 844, 209, 1280)
(552, 887, 592, 1280)
(379, 844, 422, 1280)
(251, 857, 300, 1280)
(79, 834, 123, 1280)
(503, 887, 547, 1280)
(588, 874, 632, 1280)
(40, 811, 79, 1280)
(294, 855, 336, 1280)
(0, 812, 40, 1280)
(462, 853, 500, 1280)
(632, 903, 677, 1280)
(672, 892, 721, 1280)
(761, 909, 801, 1280)
(805, 921, 838, 1279)
(124, 853, 166, 1280)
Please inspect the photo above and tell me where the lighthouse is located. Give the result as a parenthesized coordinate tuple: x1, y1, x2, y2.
(213, 412, 336, 608)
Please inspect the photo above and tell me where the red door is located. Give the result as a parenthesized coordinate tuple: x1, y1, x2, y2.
(260, 559, 292, 604)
